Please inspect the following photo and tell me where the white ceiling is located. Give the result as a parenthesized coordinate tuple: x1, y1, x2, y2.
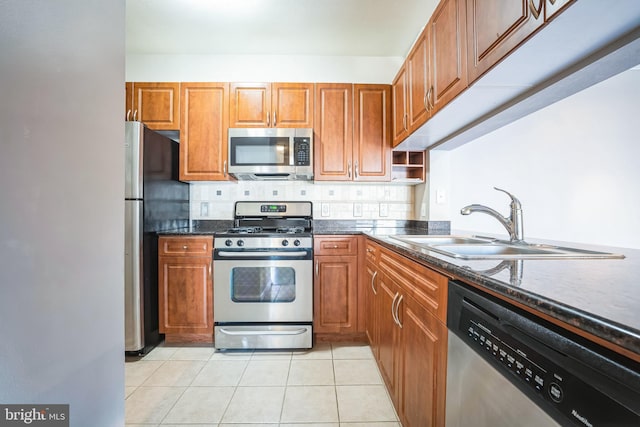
(126, 0, 438, 57)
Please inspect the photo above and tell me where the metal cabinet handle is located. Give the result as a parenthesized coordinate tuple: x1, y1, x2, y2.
(347, 160, 352, 178)
(223, 160, 227, 177)
(209, 260, 212, 277)
(371, 271, 378, 295)
(402, 113, 407, 131)
(267, 111, 270, 126)
(423, 91, 428, 111)
(126, 109, 131, 121)
(391, 292, 400, 325)
(273, 111, 277, 126)
(529, 0, 543, 19)
(315, 260, 319, 276)
(355, 160, 359, 179)
(395, 294, 403, 328)
(428, 86, 434, 111)
(133, 110, 138, 121)
(183, 245, 188, 249)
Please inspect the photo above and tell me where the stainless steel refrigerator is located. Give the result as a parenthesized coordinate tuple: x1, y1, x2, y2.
(124, 121, 189, 354)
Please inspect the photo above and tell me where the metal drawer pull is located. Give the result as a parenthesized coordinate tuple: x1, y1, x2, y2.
(391, 292, 400, 325)
(183, 245, 188, 249)
(219, 328, 307, 336)
(371, 271, 378, 295)
(395, 294, 404, 328)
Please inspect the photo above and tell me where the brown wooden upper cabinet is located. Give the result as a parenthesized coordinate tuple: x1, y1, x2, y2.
(126, 82, 180, 130)
(392, 65, 409, 146)
(229, 82, 314, 128)
(353, 84, 391, 181)
(315, 84, 391, 181)
(467, 0, 574, 83)
(179, 82, 232, 181)
(393, 0, 467, 147)
(430, 0, 468, 112)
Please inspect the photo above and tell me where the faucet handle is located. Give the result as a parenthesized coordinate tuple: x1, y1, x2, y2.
(493, 187, 521, 209)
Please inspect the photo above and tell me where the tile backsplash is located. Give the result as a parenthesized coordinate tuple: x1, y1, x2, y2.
(190, 181, 414, 220)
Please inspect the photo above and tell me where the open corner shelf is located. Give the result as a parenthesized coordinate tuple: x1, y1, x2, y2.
(391, 151, 425, 183)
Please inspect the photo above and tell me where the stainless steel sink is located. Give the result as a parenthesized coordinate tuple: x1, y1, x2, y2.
(389, 235, 625, 260)
(389, 235, 491, 245)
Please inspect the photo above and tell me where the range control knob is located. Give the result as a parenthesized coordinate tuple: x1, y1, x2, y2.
(237, 240, 245, 247)
(282, 239, 289, 247)
(293, 239, 301, 247)
(225, 239, 233, 247)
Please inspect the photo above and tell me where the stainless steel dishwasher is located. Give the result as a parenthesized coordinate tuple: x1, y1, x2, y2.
(446, 280, 640, 427)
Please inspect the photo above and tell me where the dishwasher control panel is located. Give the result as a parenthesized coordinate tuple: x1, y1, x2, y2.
(448, 280, 640, 427)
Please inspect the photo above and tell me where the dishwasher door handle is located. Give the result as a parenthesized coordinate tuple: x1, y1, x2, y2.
(218, 328, 308, 336)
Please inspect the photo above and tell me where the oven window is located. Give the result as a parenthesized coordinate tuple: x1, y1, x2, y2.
(230, 266, 296, 303)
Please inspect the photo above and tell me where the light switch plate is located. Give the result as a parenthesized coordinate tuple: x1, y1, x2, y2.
(379, 203, 388, 217)
(321, 203, 330, 217)
(200, 202, 209, 217)
(353, 203, 363, 217)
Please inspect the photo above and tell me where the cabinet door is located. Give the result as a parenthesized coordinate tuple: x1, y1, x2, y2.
(271, 83, 314, 128)
(407, 31, 431, 131)
(314, 255, 359, 334)
(365, 260, 379, 357)
(377, 274, 400, 408)
(132, 82, 180, 130)
(229, 82, 271, 127)
(430, 0, 468, 112)
(158, 256, 213, 334)
(180, 82, 230, 181)
(313, 84, 353, 181)
(353, 84, 391, 181)
(466, 0, 545, 83)
(398, 294, 447, 427)
(392, 65, 409, 147)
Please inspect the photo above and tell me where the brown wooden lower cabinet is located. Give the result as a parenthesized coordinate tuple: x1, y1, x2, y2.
(367, 239, 448, 427)
(158, 236, 213, 343)
(313, 235, 362, 337)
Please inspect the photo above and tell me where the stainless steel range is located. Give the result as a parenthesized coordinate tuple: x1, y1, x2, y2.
(213, 201, 313, 350)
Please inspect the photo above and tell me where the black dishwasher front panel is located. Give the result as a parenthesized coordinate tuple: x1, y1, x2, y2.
(447, 280, 640, 427)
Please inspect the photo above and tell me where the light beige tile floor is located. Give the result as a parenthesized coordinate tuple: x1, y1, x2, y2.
(125, 342, 401, 426)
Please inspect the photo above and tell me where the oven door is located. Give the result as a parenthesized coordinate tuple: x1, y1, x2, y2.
(213, 249, 313, 323)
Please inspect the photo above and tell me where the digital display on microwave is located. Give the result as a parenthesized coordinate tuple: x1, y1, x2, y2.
(231, 137, 289, 165)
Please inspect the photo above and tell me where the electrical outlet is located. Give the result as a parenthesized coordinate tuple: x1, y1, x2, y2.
(353, 203, 363, 217)
(436, 188, 447, 205)
(379, 203, 389, 217)
(321, 203, 330, 217)
(420, 204, 427, 218)
(200, 202, 209, 217)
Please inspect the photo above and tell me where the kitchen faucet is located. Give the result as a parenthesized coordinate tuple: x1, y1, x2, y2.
(460, 187, 524, 243)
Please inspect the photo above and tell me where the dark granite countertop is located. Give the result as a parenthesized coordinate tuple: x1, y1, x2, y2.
(159, 220, 639, 359)
(364, 230, 640, 360)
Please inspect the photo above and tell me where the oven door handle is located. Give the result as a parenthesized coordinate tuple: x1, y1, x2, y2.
(218, 328, 308, 336)
(215, 250, 309, 258)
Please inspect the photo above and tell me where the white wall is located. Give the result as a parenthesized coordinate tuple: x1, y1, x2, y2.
(446, 68, 640, 249)
(0, 1, 125, 425)
(126, 54, 402, 83)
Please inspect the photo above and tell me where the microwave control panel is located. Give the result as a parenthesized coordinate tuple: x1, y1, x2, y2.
(294, 137, 311, 166)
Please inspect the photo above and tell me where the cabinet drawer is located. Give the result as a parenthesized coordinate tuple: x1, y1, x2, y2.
(159, 236, 213, 256)
(378, 246, 448, 322)
(314, 235, 359, 256)
(365, 241, 381, 264)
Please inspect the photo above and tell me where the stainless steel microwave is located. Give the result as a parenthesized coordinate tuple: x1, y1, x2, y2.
(227, 128, 313, 180)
